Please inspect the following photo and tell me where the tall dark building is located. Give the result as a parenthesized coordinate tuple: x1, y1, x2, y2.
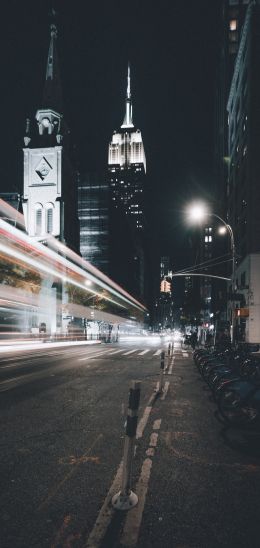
(226, 1, 260, 343)
(199, 224, 214, 324)
(215, 0, 250, 199)
(78, 173, 109, 273)
(227, 1, 260, 257)
(154, 257, 174, 331)
(208, 0, 251, 333)
(108, 65, 147, 302)
(108, 64, 146, 232)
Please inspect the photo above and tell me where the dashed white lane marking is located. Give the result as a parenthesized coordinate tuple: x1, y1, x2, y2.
(153, 349, 161, 356)
(122, 349, 139, 356)
(138, 349, 149, 356)
(153, 419, 162, 430)
(136, 406, 152, 439)
(120, 417, 162, 546)
(161, 381, 170, 400)
(149, 432, 158, 447)
(168, 358, 174, 375)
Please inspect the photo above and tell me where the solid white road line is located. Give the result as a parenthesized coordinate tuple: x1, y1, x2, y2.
(120, 458, 153, 546)
(86, 393, 157, 547)
(138, 349, 149, 356)
(82, 464, 124, 547)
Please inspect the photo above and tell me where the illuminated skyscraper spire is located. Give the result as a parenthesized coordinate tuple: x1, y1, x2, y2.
(121, 63, 134, 128)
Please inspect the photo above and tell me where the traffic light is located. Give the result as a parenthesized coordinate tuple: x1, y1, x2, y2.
(160, 278, 171, 293)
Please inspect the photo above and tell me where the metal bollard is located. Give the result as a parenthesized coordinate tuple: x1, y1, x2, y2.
(158, 350, 165, 393)
(112, 380, 141, 511)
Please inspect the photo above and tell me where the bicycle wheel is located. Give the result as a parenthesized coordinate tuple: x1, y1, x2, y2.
(218, 388, 254, 425)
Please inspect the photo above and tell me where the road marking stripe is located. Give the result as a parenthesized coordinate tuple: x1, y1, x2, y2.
(86, 461, 123, 547)
(136, 406, 152, 439)
(161, 381, 170, 400)
(138, 349, 149, 355)
(120, 458, 153, 546)
(153, 349, 161, 356)
(109, 349, 124, 355)
(122, 349, 139, 355)
(149, 432, 158, 447)
(168, 359, 174, 375)
(182, 351, 189, 357)
(120, 415, 162, 546)
(78, 349, 115, 361)
(86, 392, 157, 547)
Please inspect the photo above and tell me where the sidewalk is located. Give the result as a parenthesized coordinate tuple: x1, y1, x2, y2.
(96, 348, 260, 548)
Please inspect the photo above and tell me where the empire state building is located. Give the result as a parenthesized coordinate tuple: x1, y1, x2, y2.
(108, 65, 146, 232)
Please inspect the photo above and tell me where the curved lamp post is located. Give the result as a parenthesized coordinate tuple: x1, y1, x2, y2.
(187, 202, 236, 345)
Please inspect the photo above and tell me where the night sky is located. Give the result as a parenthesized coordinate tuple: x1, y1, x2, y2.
(0, 0, 221, 270)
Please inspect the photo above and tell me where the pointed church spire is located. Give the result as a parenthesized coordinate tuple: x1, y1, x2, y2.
(42, 23, 63, 113)
(121, 63, 134, 128)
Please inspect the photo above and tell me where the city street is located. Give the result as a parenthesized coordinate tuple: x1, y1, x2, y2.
(1, 339, 260, 547)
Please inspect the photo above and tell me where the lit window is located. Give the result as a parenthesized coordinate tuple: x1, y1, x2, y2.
(47, 208, 53, 233)
(35, 204, 42, 235)
(205, 236, 208, 242)
(209, 236, 212, 243)
(230, 19, 237, 31)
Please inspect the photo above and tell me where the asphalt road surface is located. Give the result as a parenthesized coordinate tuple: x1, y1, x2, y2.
(1, 338, 260, 548)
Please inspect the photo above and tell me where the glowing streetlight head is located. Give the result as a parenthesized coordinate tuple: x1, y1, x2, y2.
(218, 226, 227, 235)
(187, 202, 208, 223)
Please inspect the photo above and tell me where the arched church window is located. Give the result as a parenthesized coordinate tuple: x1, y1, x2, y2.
(35, 204, 43, 235)
(46, 203, 54, 234)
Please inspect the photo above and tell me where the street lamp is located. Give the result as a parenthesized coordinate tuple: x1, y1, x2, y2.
(187, 202, 236, 345)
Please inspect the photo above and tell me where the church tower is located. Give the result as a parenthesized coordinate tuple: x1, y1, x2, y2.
(22, 23, 79, 252)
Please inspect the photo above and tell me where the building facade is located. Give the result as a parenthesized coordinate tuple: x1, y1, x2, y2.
(78, 173, 109, 273)
(154, 257, 174, 331)
(227, 1, 260, 342)
(108, 65, 147, 302)
(108, 64, 146, 232)
(22, 24, 79, 253)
